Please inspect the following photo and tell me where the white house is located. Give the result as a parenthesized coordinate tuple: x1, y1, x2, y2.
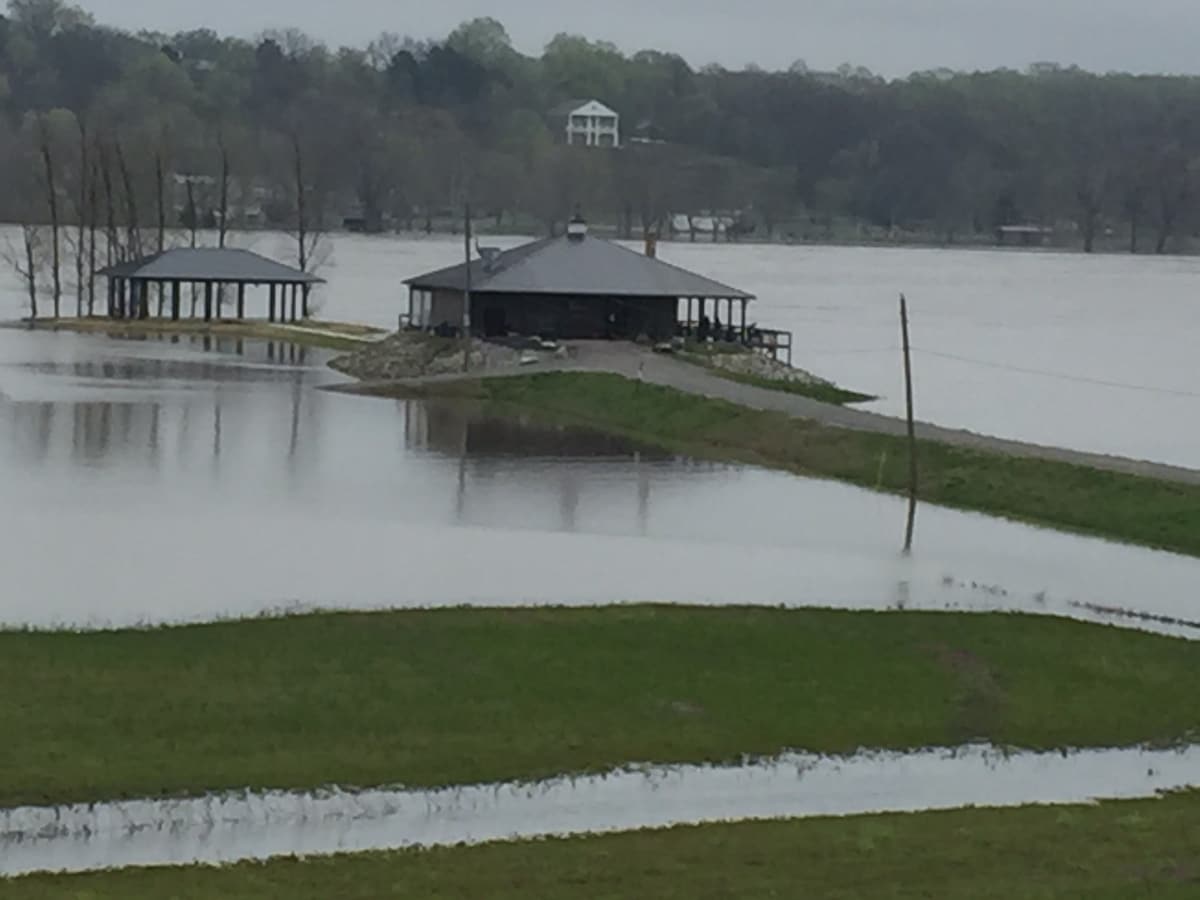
(550, 99, 620, 148)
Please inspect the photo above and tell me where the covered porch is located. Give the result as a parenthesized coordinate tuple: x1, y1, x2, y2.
(96, 248, 324, 324)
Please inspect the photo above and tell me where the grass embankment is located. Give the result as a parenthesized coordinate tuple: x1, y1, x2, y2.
(4, 607, 1200, 809)
(14, 793, 1200, 898)
(677, 342, 876, 405)
(24, 316, 384, 352)
(407, 372, 1200, 557)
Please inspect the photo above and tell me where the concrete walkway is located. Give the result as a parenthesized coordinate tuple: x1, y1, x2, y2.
(354, 340, 1200, 487)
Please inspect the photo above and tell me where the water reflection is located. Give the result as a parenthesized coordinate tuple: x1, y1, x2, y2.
(3, 328, 1200, 634)
(3, 743, 1198, 878)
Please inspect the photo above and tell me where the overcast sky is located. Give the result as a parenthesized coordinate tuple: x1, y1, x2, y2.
(75, 0, 1200, 78)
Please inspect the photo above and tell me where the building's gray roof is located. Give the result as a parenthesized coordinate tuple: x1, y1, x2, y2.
(406, 235, 754, 301)
(96, 248, 324, 284)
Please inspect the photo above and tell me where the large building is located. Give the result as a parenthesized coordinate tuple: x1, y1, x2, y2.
(404, 219, 754, 342)
(550, 99, 621, 148)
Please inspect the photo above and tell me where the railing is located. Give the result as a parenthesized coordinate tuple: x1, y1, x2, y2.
(676, 321, 794, 366)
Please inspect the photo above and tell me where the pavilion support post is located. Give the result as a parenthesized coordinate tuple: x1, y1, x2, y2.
(156, 282, 164, 318)
(137, 281, 148, 320)
(172, 282, 181, 321)
(302, 284, 309, 320)
(204, 282, 213, 322)
(268, 284, 276, 323)
(290, 284, 298, 322)
(106, 278, 115, 318)
(114, 280, 123, 319)
(237, 284, 246, 320)
(740, 299, 748, 344)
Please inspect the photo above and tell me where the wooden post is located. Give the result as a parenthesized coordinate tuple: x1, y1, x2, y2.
(900, 293, 918, 554)
(204, 282, 213, 322)
(463, 202, 473, 372)
(290, 284, 298, 322)
(301, 284, 309, 320)
(268, 284, 276, 323)
(172, 282, 181, 321)
(106, 278, 116, 318)
(740, 299, 748, 344)
(237, 283, 246, 320)
(138, 281, 150, 320)
(156, 282, 165, 318)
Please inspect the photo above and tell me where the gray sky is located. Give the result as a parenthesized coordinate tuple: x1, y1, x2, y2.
(75, 0, 1200, 77)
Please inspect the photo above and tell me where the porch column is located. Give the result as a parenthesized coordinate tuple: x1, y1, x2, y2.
(106, 278, 116, 318)
(268, 284, 276, 323)
(204, 282, 213, 322)
(302, 284, 310, 320)
(237, 283, 246, 320)
(172, 282, 181, 321)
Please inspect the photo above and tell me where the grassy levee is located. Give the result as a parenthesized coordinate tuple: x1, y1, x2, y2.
(400, 372, 1200, 557)
(3, 607, 1200, 808)
(19, 317, 383, 352)
(11, 792, 1200, 898)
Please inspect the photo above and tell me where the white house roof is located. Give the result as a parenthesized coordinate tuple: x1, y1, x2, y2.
(551, 99, 619, 118)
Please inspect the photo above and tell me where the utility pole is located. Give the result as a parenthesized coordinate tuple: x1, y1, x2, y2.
(900, 293, 918, 554)
(463, 202, 472, 373)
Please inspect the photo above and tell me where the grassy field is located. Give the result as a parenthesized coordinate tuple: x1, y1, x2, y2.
(22, 317, 384, 351)
(3, 607, 1199, 808)
(401, 372, 1200, 557)
(12, 792, 1200, 899)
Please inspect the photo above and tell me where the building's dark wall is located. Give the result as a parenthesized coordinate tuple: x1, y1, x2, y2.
(472, 293, 677, 341)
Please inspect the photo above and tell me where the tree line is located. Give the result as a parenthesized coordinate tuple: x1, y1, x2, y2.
(5, 0, 1200, 298)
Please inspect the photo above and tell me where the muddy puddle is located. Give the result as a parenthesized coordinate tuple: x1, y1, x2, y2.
(3, 743, 1198, 878)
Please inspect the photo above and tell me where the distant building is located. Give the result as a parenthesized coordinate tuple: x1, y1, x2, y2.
(996, 224, 1054, 247)
(550, 99, 621, 148)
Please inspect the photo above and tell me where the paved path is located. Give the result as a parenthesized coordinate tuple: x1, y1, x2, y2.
(348, 340, 1200, 486)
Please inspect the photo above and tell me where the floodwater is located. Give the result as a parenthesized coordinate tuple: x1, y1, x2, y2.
(2, 230, 1200, 466)
(4, 743, 1199, 877)
(1, 326, 1199, 635)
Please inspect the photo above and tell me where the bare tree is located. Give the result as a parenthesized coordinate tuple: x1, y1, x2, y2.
(73, 115, 89, 316)
(36, 114, 62, 318)
(115, 138, 142, 260)
(217, 130, 231, 248)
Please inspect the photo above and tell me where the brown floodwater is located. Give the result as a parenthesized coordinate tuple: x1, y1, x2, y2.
(1, 327, 1198, 635)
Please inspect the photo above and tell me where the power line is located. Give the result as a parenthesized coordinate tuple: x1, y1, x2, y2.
(911, 347, 1200, 399)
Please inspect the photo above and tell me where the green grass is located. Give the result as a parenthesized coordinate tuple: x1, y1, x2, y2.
(714, 367, 877, 403)
(26, 317, 380, 352)
(405, 372, 1200, 557)
(11, 793, 1200, 898)
(4, 607, 1200, 809)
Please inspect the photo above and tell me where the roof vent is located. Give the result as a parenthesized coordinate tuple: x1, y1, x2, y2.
(567, 213, 588, 242)
(478, 245, 503, 272)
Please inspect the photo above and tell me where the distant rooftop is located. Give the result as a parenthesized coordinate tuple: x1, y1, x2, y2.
(406, 232, 753, 301)
(97, 248, 324, 284)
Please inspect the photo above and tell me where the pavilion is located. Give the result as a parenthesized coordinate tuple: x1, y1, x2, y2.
(404, 218, 757, 343)
(96, 248, 324, 323)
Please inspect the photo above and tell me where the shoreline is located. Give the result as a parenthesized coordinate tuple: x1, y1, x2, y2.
(345, 371, 1200, 558)
(5, 317, 387, 352)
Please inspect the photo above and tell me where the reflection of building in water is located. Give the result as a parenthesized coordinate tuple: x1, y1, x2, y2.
(410, 400, 670, 460)
(0, 343, 318, 478)
(403, 398, 701, 534)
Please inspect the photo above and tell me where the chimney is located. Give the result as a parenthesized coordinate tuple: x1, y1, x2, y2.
(567, 211, 588, 242)
(644, 230, 658, 258)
